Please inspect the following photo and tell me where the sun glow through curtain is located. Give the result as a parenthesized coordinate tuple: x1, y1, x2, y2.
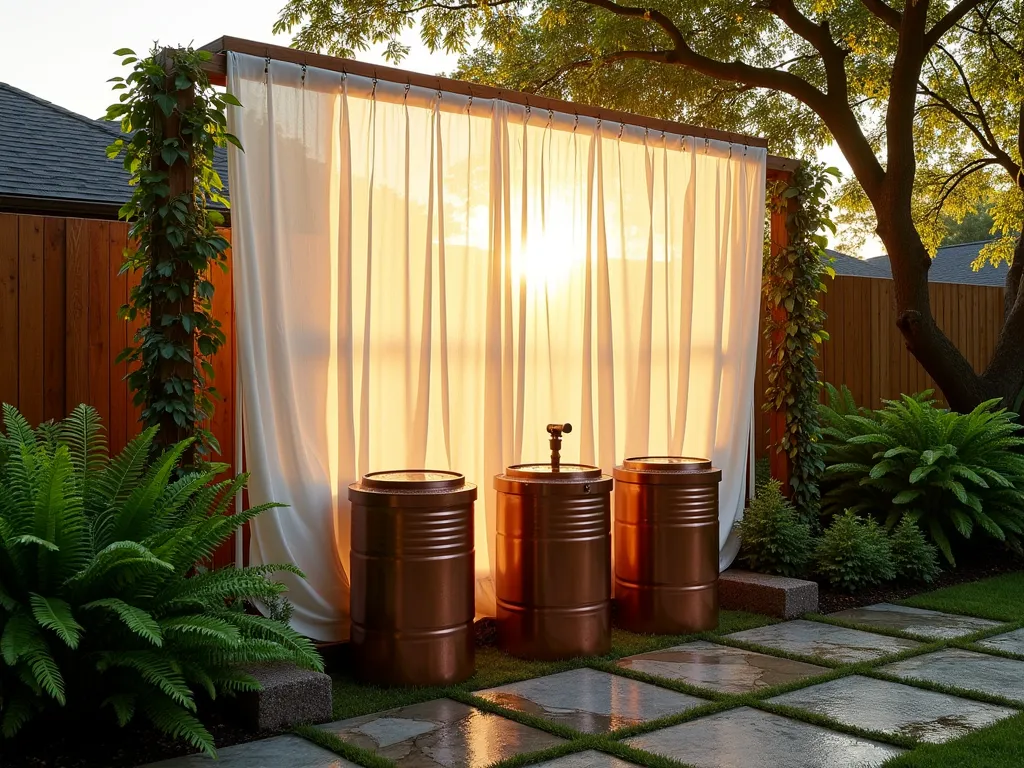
(227, 52, 767, 642)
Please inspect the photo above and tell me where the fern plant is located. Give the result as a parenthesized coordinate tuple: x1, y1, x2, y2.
(0, 404, 321, 755)
(819, 385, 1024, 564)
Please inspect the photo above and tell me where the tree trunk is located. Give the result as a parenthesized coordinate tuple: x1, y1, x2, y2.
(875, 213, 999, 413)
(980, 234, 1024, 407)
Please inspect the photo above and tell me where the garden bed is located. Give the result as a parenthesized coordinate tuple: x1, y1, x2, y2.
(817, 545, 1023, 615)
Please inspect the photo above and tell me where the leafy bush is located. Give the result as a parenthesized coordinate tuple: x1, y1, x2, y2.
(819, 384, 1024, 564)
(0, 404, 321, 754)
(890, 517, 942, 584)
(815, 510, 896, 592)
(738, 479, 816, 578)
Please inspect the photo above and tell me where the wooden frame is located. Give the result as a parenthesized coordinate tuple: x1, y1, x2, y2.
(197, 36, 798, 173)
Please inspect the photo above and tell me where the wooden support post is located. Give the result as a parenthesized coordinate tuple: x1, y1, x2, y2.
(149, 56, 197, 457)
(766, 170, 794, 494)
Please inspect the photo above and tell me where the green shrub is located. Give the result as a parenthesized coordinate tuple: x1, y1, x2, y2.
(890, 517, 942, 584)
(815, 510, 896, 592)
(819, 384, 1024, 564)
(738, 479, 815, 578)
(0, 404, 321, 754)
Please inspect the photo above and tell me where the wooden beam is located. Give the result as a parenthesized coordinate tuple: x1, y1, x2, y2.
(766, 171, 796, 494)
(199, 36, 797, 155)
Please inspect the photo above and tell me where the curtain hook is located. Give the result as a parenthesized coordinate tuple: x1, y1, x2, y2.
(370, 75, 378, 100)
(704, 137, 710, 154)
(300, 63, 307, 86)
(264, 55, 270, 76)
(404, 81, 411, 102)
(617, 122, 624, 140)
(547, 108, 553, 127)
(466, 93, 473, 114)
(573, 111, 579, 133)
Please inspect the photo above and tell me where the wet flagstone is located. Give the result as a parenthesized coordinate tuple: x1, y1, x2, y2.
(534, 749, 641, 767)
(768, 674, 1016, 743)
(617, 640, 829, 694)
(879, 648, 1024, 703)
(475, 667, 705, 734)
(624, 706, 904, 768)
(318, 697, 566, 766)
(828, 603, 1001, 639)
(977, 628, 1024, 656)
(724, 619, 921, 664)
(141, 735, 357, 767)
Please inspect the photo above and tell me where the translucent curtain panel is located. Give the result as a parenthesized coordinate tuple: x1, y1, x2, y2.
(228, 52, 767, 641)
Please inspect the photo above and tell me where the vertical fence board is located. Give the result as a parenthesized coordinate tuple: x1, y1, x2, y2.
(18, 216, 44, 426)
(0, 215, 18, 407)
(65, 219, 89, 412)
(87, 221, 111, 426)
(126, 257, 145, 432)
(43, 218, 67, 422)
(108, 224, 129, 454)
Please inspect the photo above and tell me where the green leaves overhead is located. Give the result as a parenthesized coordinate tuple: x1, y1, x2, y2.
(819, 384, 1024, 564)
(0, 405, 320, 756)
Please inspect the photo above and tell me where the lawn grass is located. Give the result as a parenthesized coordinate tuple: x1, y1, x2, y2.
(304, 575, 1024, 768)
(900, 571, 1024, 622)
(881, 712, 1024, 768)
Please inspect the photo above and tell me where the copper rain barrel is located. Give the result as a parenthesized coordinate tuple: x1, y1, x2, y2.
(349, 470, 476, 686)
(495, 423, 613, 660)
(614, 456, 722, 634)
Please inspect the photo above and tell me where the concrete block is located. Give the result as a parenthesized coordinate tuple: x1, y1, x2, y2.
(719, 569, 818, 619)
(237, 662, 333, 731)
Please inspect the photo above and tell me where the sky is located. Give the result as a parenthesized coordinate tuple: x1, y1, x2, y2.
(0, 0, 876, 256)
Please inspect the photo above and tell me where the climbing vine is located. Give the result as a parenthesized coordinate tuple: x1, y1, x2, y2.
(105, 46, 240, 458)
(763, 162, 838, 524)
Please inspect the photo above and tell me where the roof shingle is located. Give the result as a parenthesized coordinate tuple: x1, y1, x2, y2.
(0, 81, 228, 209)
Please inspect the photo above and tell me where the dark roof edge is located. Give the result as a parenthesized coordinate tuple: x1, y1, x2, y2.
(0, 195, 232, 227)
(0, 195, 124, 220)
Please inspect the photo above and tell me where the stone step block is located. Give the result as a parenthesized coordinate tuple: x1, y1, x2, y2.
(719, 569, 818, 618)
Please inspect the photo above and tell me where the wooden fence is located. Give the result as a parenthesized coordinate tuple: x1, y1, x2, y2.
(752, 273, 1006, 457)
(2, 212, 1007, 484)
(0, 213, 237, 565)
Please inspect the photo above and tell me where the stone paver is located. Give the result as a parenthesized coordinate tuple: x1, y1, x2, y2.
(534, 750, 641, 767)
(624, 706, 904, 768)
(617, 640, 829, 693)
(318, 698, 566, 766)
(768, 674, 1016, 743)
(475, 668, 705, 733)
(977, 628, 1024, 656)
(724, 619, 921, 664)
(879, 648, 1024, 703)
(828, 603, 1001, 639)
(140, 735, 356, 767)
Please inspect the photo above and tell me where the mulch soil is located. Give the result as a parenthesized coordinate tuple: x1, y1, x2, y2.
(8, 547, 1021, 767)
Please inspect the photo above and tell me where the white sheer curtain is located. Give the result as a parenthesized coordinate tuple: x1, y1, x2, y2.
(227, 52, 767, 642)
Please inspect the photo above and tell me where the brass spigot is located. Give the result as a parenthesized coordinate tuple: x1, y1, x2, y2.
(547, 423, 572, 471)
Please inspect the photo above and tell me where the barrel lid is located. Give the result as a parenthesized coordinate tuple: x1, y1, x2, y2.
(358, 470, 466, 491)
(621, 456, 712, 472)
(504, 462, 603, 480)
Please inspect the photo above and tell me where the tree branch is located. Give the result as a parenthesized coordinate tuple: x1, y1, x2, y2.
(925, 0, 988, 49)
(530, 50, 672, 92)
(859, 0, 901, 30)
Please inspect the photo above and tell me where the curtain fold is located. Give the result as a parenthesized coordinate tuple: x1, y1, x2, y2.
(227, 52, 767, 642)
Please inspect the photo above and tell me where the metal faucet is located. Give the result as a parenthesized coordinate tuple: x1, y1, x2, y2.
(547, 423, 572, 471)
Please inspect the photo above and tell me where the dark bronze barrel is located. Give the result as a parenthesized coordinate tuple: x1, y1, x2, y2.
(613, 456, 722, 634)
(349, 470, 476, 686)
(495, 463, 613, 660)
